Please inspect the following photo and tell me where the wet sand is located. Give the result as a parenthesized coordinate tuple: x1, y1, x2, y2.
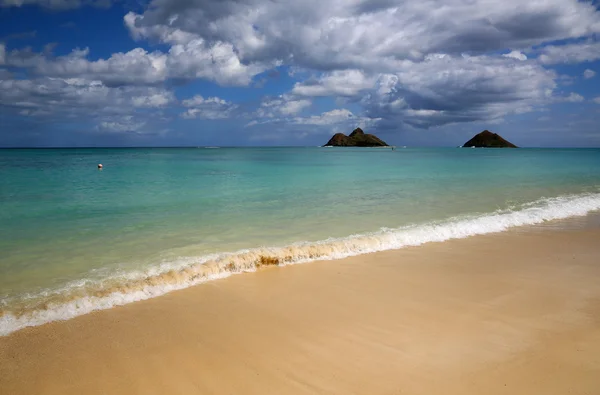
(1, 224, 600, 394)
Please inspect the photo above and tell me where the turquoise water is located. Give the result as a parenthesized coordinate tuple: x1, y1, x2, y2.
(1, 147, 600, 334)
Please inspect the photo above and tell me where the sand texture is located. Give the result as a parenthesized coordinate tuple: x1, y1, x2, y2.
(1, 225, 600, 394)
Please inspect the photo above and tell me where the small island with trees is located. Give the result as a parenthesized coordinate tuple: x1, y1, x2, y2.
(323, 128, 518, 148)
(323, 128, 389, 147)
(462, 130, 518, 148)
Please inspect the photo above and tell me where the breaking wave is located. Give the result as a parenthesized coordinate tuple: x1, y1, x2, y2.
(1, 192, 600, 336)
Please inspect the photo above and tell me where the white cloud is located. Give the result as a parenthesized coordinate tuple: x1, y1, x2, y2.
(503, 51, 527, 61)
(47, 48, 167, 85)
(124, 11, 274, 86)
(5, 40, 270, 88)
(538, 41, 600, 64)
(128, 0, 600, 72)
(0, 77, 173, 130)
(256, 96, 311, 118)
(278, 99, 311, 116)
(5, 47, 167, 86)
(167, 39, 271, 86)
(97, 116, 146, 132)
(293, 108, 355, 125)
(563, 93, 584, 103)
(132, 91, 173, 107)
(363, 54, 557, 128)
(292, 108, 378, 127)
(114, 0, 600, 130)
(291, 70, 375, 97)
(181, 95, 237, 119)
(245, 108, 380, 134)
(593, 97, 600, 104)
(124, 12, 199, 46)
(4, 0, 600, 136)
(584, 69, 596, 79)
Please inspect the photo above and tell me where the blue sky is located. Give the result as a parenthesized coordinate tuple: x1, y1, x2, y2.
(1, 0, 600, 147)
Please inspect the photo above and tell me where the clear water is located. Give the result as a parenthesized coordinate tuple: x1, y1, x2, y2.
(1, 147, 600, 334)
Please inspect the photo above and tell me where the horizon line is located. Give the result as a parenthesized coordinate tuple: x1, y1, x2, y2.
(1, 145, 599, 149)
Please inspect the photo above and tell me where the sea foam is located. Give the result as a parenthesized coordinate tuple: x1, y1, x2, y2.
(1, 192, 599, 336)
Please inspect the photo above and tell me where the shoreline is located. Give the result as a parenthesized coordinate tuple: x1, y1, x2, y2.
(2, 193, 600, 337)
(2, 217, 600, 394)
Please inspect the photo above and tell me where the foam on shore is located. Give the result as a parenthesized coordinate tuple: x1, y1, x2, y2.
(1, 192, 599, 336)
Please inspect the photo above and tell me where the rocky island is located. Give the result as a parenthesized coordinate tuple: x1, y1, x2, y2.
(462, 130, 518, 148)
(323, 128, 389, 147)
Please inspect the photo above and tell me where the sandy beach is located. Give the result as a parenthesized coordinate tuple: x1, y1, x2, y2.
(1, 222, 600, 395)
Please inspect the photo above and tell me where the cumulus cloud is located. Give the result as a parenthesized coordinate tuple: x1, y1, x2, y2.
(292, 108, 376, 126)
(4, 40, 269, 87)
(4, 0, 600, 139)
(167, 39, 270, 86)
(124, 12, 198, 46)
(584, 69, 596, 79)
(247, 108, 379, 131)
(538, 41, 600, 64)
(132, 91, 173, 107)
(291, 70, 375, 97)
(502, 51, 527, 61)
(115, 0, 600, 130)
(256, 96, 311, 118)
(0, 77, 174, 131)
(18, 47, 168, 86)
(124, 11, 274, 86)
(97, 116, 146, 132)
(181, 95, 237, 119)
(278, 99, 311, 116)
(562, 93, 585, 103)
(127, 0, 600, 71)
(594, 97, 600, 104)
(362, 54, 557, 128)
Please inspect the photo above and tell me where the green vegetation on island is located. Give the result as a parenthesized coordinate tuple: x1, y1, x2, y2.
(463, 130, 518, 148)
(323, 128, 389, 147)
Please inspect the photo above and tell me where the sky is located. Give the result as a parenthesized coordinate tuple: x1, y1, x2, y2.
(0, 0, 600, 147)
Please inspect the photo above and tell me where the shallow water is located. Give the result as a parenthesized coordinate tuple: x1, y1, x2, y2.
(1, 147, 600, 334)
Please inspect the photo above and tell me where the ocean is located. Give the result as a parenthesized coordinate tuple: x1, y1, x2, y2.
(1, 147, 600, 335)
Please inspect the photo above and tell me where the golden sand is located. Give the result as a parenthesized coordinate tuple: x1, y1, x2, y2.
(1, 225, 600, 394)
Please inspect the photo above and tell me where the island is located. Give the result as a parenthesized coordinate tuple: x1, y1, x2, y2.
(462, 130, 518, 148)
(323, 128, 389, 147)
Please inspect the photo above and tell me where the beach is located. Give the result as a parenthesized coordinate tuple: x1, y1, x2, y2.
(4, 0, 600, 392)
(2, 147, 600, 336)
(2, 219, 600, 395)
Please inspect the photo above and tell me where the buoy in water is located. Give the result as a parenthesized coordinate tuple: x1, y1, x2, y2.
(98, 164, 103, 169)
